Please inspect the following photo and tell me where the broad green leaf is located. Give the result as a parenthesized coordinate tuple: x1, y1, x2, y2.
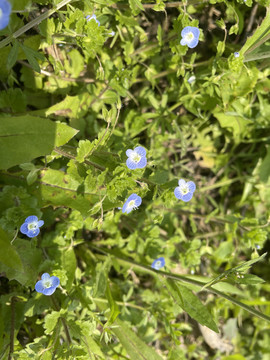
(0, 238, 42, 286)
(0, 227, 23, 271)
(259, 146, 270, 183)
(112, 318, 163, 360)
(213, 112, 251, 143)
(44, 311, 61, 334)
(0, 116, 78, 169)
(165, 279, 219, 333)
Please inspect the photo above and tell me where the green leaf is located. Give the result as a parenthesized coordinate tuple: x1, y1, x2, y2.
(105, 283, 120, 327)
(0, 115, 78, 169)
(128, 0, 144, 15)
(44, 311, 61, 334)
(61, 248, 76, 291)
(112, 318, 163, 360)
(0, 238, 42, 286)
(0, 227, 23, 271)
(19, 43, 46, 73)
(7, 41, 19, 70)
(165, 279, 219, 333)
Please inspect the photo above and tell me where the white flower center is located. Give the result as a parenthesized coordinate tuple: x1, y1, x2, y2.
(155, 261, 161, 268)
(28, 222, 38, 231)
(180, 184, 189, 195)
(185, 32, 194, 42)
(43, 280, 52, 288)
(128, 200, 136, 209)
(130, 152, 141, 163)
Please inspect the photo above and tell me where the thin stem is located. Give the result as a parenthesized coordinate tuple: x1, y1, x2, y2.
(89, 245, 270, 323)
(50, 295, 72, 345)
(92, 297, 146, 311)
(54, 147, 105, 172)
(0, 0, 76, 49)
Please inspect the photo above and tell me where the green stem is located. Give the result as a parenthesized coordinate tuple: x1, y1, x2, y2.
(0, 0, 75, 49)
(50, 295, 72, 345)
(89, 245, 270, 323)
(92, 297, 146, 311)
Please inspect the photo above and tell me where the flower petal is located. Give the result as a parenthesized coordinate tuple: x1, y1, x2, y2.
(134, 195, 142, 207)
(20, 223, 29, 235)
(35, 280, 44, 293)
(187, 181, 196, 193)
(178, 179, 186, 187)
(41, 273, 51, 280)
(25, 215, 38, 224)
(134, 146, 146, 157)
(126, 149, 133, 157)
(174, 187, 183, 200)
(27, 228, 40, 238)
(126, 158, 137, 170)
(187, 38, 199, 49)
(182, 192, 193, 202)
(122, 200, 129, 213)
(50, 276, 60, 288)
(42, 287, 57, 296)
(136, 157, 147, 169)
(37, 220, 44, 228)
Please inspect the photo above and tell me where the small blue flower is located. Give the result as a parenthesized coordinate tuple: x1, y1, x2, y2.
(234, 52, 240, 58)
(180, 26, 200, 49)
(126, 146, 147, 170)
(151, 257, 165, 270)
(174, 179, 196, 202)
(35, 273, 60, 296)
(109, 31, 115, 36)
(20, 215, 44, 238)
(122, 193, 142, 214)
(86, 14, 100, 26)
(0, 0, 11, 31)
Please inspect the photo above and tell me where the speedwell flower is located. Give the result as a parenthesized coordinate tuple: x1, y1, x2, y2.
(122, 193, 142, 214)
(151, 257, 165, 270)
(0, 0, 11, 30)
(180, 26, 200, 49)
(20, 215, 44, 238)
(187, 75, 196, 84)
(86, 14, 100, 26)
(234, 52, 240, 58)
(174, 179, 196, 202)
(35, 273, 60, 296)
(126, 146, 147, 170)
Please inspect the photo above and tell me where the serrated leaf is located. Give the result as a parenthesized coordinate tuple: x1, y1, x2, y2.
(165, 279, 219, 333)
(0, 115, 78, 169)
(44, 311, 61, 334)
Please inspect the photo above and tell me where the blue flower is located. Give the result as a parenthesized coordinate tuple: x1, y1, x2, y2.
(0, 0, 11, 31)
(35, 273, 60, 296)
(180, 26, 200, 49)
(151, 257, 165, 270)
(126, 146, 147, 170)
(174, 179, 196, 202)
(122, 193, 142, 214)
(86, 14, 100, 26)
(20, 215, 44, 238)
(234, 52, 240, 58)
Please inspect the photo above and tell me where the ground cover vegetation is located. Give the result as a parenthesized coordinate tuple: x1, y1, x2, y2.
(0, 0, 270, 358)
